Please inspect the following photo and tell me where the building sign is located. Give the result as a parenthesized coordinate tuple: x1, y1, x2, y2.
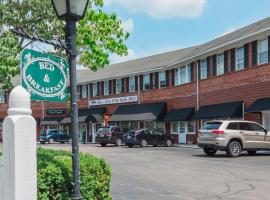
(89, 96, 138, 106)
(21, 49, 68, 102)
(47, 109, 66, 115)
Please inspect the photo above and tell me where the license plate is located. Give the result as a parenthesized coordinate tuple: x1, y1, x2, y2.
(127, 136, 131, 139)
(99, 134, 104, 137)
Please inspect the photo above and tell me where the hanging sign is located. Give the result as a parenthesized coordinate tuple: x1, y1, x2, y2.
(21, 49, 68, 102)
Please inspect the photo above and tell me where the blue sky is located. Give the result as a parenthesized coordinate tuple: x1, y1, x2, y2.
(104, 0, 270, 64)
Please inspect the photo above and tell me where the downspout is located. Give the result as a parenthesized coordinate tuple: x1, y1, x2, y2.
(137, 76, 141, 104)
(242, 102, 245, 120)
(196, 59, 200, 143)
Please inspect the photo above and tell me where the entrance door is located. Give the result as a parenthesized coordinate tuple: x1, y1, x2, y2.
(179, 122, 186, 144)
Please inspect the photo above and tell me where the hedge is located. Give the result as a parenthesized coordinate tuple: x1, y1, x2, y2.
(0, 148, 112, 200)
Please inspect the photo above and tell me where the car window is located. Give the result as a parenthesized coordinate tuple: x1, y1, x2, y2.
(40, 129, 47, 136)
(151, 129, 164, 135)
(227, 122, 238, 130)
(97, 128, 110, 133)
(111, 127, 120, 132)
(202, 122, 222, 130)
(249, 123, 265, 132)
(239, 123, 251, 131)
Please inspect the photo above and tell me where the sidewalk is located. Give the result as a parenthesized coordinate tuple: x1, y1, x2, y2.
(175, 144, 200, 149)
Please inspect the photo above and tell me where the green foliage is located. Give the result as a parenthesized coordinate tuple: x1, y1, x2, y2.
(0, 0, 129, 90)
(37, 148, 112, 200)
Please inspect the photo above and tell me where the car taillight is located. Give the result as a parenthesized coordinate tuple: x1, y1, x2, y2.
(211, 130, 224, 134)
(105, 132, 112, 137)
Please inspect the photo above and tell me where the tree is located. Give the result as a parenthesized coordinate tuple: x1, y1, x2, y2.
(0, 0, 129, 90)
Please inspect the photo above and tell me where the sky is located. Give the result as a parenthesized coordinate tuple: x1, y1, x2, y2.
(103, 0, 270, 64)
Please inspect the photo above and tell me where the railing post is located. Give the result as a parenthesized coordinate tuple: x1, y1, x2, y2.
(1, 85, 36, 200)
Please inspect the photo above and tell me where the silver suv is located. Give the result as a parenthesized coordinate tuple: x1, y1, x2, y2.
(198, 120, 269, 157)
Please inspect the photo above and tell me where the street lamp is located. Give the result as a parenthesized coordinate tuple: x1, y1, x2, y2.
(51, 0, 89, 199)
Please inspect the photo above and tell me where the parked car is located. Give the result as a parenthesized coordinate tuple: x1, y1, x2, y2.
(96, 126, 127, 147)
(198, 120, 270, 157)
(124, 128, 174, 148)
(40, 129, 71, 144)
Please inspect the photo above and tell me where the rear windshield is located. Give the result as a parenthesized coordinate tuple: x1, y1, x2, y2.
(40, 129, 47, 136)
(202, 122, 222, 130)
(97, 128, 110, 133)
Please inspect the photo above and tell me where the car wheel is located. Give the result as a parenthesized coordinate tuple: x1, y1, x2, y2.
(48, 138, 55, 144)
(165, 139, 173, 147)
(140, 139, 148, 147)
(247, 151, 257, 156)
(115, 138, 123, 147)
(203, 148, 217, 156)
(100, 143, 107, 147)
(226, 141, 242, 157)
(127, 144, 134, 148)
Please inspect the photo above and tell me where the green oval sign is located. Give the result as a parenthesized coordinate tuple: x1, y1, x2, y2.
(23, 58, 67, 98)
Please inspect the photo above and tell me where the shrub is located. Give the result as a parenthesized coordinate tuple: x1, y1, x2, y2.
(37, 148, 112, 200)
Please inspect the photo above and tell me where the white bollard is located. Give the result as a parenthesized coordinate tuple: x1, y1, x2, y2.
(0, 86, 37, 200)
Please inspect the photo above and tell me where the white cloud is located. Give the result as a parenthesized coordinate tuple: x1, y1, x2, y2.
(121, 18, 134, 33)
(106, 0, 207, 19)
(110, 49, 139, 64)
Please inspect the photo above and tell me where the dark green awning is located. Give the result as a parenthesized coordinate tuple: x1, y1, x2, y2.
(163, 107, 194, 122)
(246, 97, 270, 113)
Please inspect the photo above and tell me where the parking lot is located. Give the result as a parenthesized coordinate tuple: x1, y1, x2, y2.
(43, 144, 270, 200)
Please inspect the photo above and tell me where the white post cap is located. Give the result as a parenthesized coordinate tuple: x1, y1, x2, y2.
(8, 85, 32, 115)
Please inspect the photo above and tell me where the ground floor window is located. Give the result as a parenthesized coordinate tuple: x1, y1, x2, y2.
(171, 122, 178, 134)
(144, 122, 165, 132)
(145, 121, 155, 129)
(188, 121, 195, 134)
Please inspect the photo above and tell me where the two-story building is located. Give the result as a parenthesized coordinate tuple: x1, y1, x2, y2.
(2, 17, 270, 144)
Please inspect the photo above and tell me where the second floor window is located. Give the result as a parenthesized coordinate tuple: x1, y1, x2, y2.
(200, 60, 207, 80)
(258, 38, 268, 65)
(175, 65, 191, 85)
(216, 54, 224, 76)
(93, 82, 98, 97)
(116, 79, 122, 94)
(81, 84, 88, 98)
(129, 77, 136, 92)
(143, 74, 150, 90)
(104, 80, 109, 96)
(0, 92, 5, 104)
(235, 47, 244, 71)
(159, 72, 166, 88)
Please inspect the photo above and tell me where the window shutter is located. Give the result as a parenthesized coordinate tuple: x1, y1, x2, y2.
(171, 69, 175, 85)
(140, 75, 143, 91)
(78, 85, 82, 99)
(244, 43, 249, 68)
(212, 55, 217, 76)
(252, 40, 258, 66)
(268, 36, 270, 63)
(230, 49, 235, 72)
(166, 70, 169, 87)
(109, 80, 112, 95)
(121, 78, 125, 93)
(150, 73, 153, 89)
(207, 57, 211, 78)
(89, 83, 93, 97)
(97, 82, 100, 96)
(135, 76, 138, 91)
(126, 77, 129, 93)
(197, 60, 201, 79)
(224, 50, 229, 73)
(155, 72, 159, 89)
(86, 84, 89, 98)
(113, 79, 116, 94)
(100, 82, 104, 96)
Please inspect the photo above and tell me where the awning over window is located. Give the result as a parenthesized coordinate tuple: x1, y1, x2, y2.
(110, 102, 166, 122)
(60, 107, 105, 124)
(192, 101, 243, 120)
(163, 107, 194, 122)
(40, 117, 64, 126)
(246, 97, 270, 113)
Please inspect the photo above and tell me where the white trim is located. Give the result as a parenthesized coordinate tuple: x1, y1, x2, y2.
(257, 38, 269, 65)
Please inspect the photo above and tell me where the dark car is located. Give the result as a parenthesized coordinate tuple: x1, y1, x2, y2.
(96, 126, 127, 147)
(40, 129, 71, 144)
(124, 128, 174, 148)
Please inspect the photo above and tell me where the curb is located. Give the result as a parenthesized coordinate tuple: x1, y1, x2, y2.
(175, 144, 200, 149)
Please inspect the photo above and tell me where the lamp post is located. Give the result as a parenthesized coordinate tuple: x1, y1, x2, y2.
(51, 1, 89, 199)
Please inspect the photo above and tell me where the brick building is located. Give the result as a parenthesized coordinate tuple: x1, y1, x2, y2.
(2, 17, 270, 144)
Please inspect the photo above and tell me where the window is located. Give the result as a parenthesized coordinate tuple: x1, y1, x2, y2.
(171, 122, 178, 134)
(258, 39, 268, 65)
(145, 121, 154, 129)
(235, 47, 244, 71)
(249, 123, 265, 132)
(104, 80, 109, 96)
(200, 60, 207, 80)
(216, 54, 224, 76)
(188, 122, 195, 133)
(239, 122, 251, 131)
(159, 72, 166, 88)
(129, 77, 136, 92)
(175, 65, 191, 86)
(202, 122, 222, 130)
(93, 82, 98, 97)
(156, 122, 165, 132)
(179, 122, 186, 133)
(227, 122, 238, 130)
(0, 92, 5, 104)
(81, 84, 88, 98)
(143, 74, 151, 90)
(116, 79, 122, 94)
